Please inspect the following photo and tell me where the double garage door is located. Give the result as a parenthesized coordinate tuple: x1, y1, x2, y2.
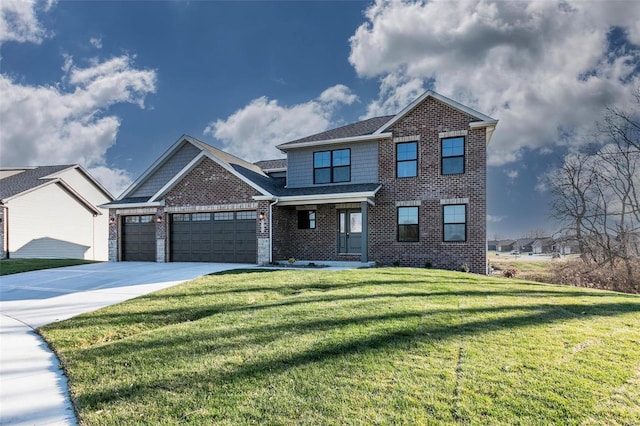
(121, 211, 256, 263)
(170, 211, 257, 263)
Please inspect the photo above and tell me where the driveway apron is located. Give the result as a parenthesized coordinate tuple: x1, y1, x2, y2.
(0, 262, 249, 426)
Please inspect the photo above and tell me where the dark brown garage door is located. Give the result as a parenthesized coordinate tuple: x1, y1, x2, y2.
(170, 211, 256, 263)
(121, 215, 156, 261)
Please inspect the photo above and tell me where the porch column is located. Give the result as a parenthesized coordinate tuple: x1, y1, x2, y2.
(360, 201, 368, 263)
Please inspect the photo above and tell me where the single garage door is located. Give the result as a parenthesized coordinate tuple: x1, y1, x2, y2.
(170, 211, 256, 263)
(122, 215, 156, 261)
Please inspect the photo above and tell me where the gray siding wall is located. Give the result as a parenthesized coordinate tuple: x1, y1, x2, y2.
(131, 142, 201, 197)
(286, 141, 379, 188)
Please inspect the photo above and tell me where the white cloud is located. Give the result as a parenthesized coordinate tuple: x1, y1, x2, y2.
(89, 36, 102, 49)
(0, 55, 157, 195)
(487, 214, 506, 223)
(363, 73, 425, 118)
(204, 84, 357, 161)
(0, 0, 54, 44)
(505, 170, 519, 179)
(349, 0, 640, 166)
(87, 166, 132, 198)
(318, 84, 358, 107)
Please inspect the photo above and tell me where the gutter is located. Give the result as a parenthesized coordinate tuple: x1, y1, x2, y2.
(100, 201, 165, 209)
(276, 133, 392, 151)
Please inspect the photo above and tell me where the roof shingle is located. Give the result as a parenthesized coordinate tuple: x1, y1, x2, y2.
(278, 115, 394, 147)
(0, 165, 74, 200)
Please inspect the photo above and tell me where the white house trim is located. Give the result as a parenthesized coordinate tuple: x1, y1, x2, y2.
(102, 201, 165, 209)
(257, 185, 381, 206)
(276, 133, 392, 151)
(262, 167, 287, 173)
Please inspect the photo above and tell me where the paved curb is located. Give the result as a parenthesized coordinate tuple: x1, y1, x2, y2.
(0, 314, 76, 426)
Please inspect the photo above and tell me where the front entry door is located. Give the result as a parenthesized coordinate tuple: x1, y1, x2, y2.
(338, 210, 362, 254)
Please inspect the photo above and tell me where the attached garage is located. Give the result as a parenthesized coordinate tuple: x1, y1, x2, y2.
(121, 215, 156, 261)
(170, 211, 256, 263)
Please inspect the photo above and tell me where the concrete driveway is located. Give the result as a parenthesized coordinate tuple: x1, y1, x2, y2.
(0, 261, 249, 426)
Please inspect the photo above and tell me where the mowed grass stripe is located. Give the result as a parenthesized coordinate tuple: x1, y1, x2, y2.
(40, 268, 640, 425)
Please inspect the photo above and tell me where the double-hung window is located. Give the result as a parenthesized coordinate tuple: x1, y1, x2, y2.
(396, 142, 417, 178)
(398, 207, 419, 242)
(314, 149, 350, 183)
(443, 204, 466, 242)
(442, 137, 465, 175)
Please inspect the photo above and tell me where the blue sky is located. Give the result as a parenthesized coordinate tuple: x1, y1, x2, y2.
(1, 0, 639, 238)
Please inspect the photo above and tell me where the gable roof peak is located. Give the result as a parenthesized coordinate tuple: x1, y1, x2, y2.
(374, 89, 498, 135)
(0, 164, 113, 203)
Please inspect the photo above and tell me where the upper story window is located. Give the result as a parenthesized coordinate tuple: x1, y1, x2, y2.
(314, 149, 350, 184)
(398, 206, 419, 242)
(442, 137, 465, 175)
(443, 204, 466, 242)
(396, 142, 417, 178)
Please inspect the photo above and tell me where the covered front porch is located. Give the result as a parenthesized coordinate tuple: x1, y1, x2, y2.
(257, 183, 380, 265)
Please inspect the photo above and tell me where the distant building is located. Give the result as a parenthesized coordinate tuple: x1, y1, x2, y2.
(0, 165, 113, 260)
(532, 237, 554, 254)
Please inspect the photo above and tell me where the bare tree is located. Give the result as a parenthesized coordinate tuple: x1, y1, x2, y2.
(548, 89, 640, 287)
(548, 152, 595, 261)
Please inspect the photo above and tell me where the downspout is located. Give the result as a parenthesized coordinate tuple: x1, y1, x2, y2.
(2, 204, 8, 259)
(269, 198, 279, 264)
(92, 214, 97, 261)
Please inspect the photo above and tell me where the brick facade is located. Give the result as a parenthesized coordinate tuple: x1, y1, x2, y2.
(164, 158, 260, 207)
(369, 97, 487, 273)
(110, 158, 264, 263)
(281, 97, 488, 273)
(272, 205, 360, 262)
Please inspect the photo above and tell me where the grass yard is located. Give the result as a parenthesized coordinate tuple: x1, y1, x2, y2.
(0, 258, 98, 276)
(40, 268, 640, 425)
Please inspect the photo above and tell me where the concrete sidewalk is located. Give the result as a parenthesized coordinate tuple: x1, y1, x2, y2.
(0, 262, 249, 426)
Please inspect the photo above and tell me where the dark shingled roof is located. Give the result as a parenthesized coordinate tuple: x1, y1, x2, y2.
(254, 159, 287, 170)
(278, 115, 394, 147)
(102, 196, 151, 206)
(0, 165, 74, 200)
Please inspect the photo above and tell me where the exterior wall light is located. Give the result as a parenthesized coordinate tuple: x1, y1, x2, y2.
(258, 212, 266, 220)
(109, 216, 116, 225)
(156, 213, 164, 223)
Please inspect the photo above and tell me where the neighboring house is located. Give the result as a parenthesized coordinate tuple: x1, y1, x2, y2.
(516, 239, 534, 253)
(487, 240, 498, 251)
(496, 240, 516, 252)
(532, 237, 555, 254)
(553, 236, 581, 255)
(104, 90, 497, 274)
(0, 165, 114, 260)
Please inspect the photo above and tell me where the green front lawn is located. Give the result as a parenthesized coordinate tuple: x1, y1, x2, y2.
(0, 258, 98, 275)
(40, 268, 640, 425)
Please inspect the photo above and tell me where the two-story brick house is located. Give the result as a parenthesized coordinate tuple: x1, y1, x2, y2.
(105, 90, 497, 274)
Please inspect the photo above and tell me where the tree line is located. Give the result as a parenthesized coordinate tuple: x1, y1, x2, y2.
(547, 88, 640, 290)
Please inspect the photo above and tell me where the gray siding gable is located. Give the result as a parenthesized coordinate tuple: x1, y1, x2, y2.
(286, 141, 379, 188)
(130, 142, 200, 198)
